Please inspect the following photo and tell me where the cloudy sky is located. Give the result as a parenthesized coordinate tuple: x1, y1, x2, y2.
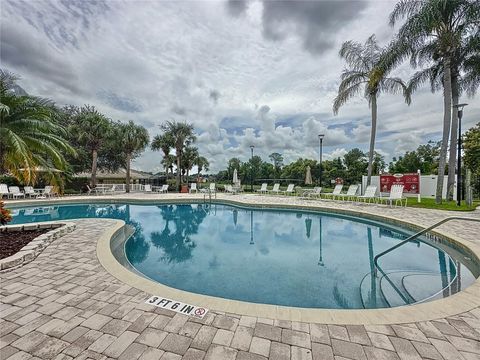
(1, 0, 479, 173)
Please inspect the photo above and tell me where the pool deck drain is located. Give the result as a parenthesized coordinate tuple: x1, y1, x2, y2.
(1, 193, 479, 359)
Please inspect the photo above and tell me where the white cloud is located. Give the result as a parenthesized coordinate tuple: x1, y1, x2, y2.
(1, 0, 479, 172)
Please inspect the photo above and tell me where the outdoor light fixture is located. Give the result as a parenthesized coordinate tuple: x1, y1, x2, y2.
(453, 103, 468, 206)
(318, 134, 325, 186)
(250, 145, 255, 192)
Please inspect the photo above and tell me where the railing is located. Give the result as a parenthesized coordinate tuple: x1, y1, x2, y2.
(374, 216, 480, 277)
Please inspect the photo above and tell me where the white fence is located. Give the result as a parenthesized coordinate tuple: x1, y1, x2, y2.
(362, 175, 457, 200)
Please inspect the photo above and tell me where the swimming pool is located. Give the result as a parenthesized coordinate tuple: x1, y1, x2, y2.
(9, 202, 478, 309)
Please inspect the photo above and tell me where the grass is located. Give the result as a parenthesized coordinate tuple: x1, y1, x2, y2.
(407, 198, 479, 211)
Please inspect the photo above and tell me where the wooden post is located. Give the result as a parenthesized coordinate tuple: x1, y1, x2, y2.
(465, 169, 472, 206)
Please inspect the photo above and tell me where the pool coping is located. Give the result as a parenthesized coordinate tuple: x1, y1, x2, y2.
(7, 195, 480, 324)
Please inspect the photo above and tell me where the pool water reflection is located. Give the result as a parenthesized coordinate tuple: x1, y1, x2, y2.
(10, 202, 477, 309)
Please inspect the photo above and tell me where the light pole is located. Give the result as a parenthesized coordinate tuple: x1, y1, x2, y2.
(250, 145, 254, 192)
(318, 134, 325, 186)
(453, 103, 468, 206)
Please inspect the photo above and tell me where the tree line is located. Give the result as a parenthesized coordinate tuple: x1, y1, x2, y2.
(333, 0, 479, 204)
(0, 70, 207, 193)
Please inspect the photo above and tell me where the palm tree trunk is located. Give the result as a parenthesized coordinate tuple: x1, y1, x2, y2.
(366, 94, 377, 186)
(446, 75, 459, 201)
(435, 57, 453, 204)
(126, 153, 131, 193)
(91, 149, 98, 187)
(176, 152, 181, 191)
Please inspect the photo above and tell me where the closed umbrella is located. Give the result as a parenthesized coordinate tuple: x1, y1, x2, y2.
(233, 168, 238, 185)
(305, 166, 313, 185)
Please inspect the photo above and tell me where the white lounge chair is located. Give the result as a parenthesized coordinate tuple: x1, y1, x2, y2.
(209, 183, 216, 193)
(269, 183, 281, 195)
(24, 186, 40, 198)
(256, 183, 268, 194)
(0, 184, 10, 198)
(43, 186, 58, 198)
(225, 185, 236, 194)
(336, 184, 359, 201)
(9, 186, 25, 199)
(161, 184, 169, 193)
(302, 187, 322, 199)
(144, 184, 152, 192)
(323, 184, 343, 200)
(284, 184, 296, 196)
(379, 184, 407, 207)
(356, 185, 377, 203)
(189, 183, 198, 193)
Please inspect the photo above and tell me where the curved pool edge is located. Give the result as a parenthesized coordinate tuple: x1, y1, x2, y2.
(91, 201, 480, 325)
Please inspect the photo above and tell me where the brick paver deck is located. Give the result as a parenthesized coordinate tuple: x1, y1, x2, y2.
(1, 195, 480, 359)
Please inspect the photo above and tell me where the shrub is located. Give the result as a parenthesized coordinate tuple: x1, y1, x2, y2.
(0, 201, 12, 225)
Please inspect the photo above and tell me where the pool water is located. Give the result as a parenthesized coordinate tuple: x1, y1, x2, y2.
(9, 202, 477, 309)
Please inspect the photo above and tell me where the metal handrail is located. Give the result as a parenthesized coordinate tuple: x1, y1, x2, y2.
(374, 216, 480, 276)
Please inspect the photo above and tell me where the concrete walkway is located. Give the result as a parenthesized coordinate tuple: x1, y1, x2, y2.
(1, 194, 479, 359)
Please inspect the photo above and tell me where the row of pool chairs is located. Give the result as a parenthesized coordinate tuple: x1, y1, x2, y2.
(0, 184, 58, 199)
(256, 183, 408, 207)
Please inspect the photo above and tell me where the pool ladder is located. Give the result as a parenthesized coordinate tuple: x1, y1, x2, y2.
(372, 216, 480, 306)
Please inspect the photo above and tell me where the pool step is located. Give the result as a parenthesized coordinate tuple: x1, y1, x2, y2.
(360, 270, 456, 308)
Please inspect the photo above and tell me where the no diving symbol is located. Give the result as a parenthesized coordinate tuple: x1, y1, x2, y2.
(195, 308, 206, 317)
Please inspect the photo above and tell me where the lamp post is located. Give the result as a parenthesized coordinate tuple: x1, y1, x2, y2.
(318, 134, 325, 186)
(453, 103, 468, 207)
(250, 145, 254, 192)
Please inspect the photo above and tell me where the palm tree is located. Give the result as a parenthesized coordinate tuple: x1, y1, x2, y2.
(118, 121, 150, 193)
(196, 156, 209, 178)
(161, 154, 176, 179)
(151, 132, 174, 177)
(388, 0, 479, 203)
(182, 146, 199, 182)
(71, 106, 111, 187)
(333, 35, 410, 186)
(160, 121, 196, 191)
(0, 70, 75, 185)
(406, 31, 479, 199)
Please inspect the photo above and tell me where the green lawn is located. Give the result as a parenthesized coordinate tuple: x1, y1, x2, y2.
(407, 198, 479, 211)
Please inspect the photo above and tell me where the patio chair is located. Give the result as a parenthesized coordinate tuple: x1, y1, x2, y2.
(43, 186, 58, 198)
(144, 184, 152, 192)
(356, 185, 377, 203)
(103, 185, 116, 195)
(302, 187, 322, 199)
(284, 184, 296, 196)
(336, 184, 359, 201)
(24, 186, 40, 198)
(9, 186, 25, 199)
(379, 184, 407, 207)
(209, 183, 216, 193)
(189, 183, 198, 193)
(225, 185, 237, 194)
(322, 184, 343, 200)
(256, 183, 268, 194)
(269, 183, 281, 195)
(160, 184, 169, 193)
(0, 184, 10, 199)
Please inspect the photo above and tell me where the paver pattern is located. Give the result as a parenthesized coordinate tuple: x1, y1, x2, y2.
(1, 194, 480, 359)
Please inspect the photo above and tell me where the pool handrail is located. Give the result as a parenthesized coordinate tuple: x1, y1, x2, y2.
(374, 216, 480, 277)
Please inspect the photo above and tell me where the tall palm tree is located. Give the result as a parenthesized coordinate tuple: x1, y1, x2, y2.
(182, 146, 199, 181)
(161, 154, 176, 179)
(406, 31, 479, 199)
(160, 121, 196, 191)
(71, 106, 111, 187)
(0, 70, 75, 185)
(151, 132, 174, 177)
(333, 35, 410, 185)
(196, 156, 209, 178)
(388, 0, 479, 203)
(118, 121, 150, 193)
